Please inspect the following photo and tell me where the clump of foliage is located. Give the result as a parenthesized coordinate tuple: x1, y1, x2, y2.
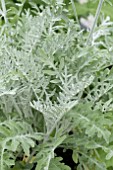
(0, 0, 113, 170)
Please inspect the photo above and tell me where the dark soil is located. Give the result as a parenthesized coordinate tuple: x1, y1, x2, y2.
(55, 147, 77, 170)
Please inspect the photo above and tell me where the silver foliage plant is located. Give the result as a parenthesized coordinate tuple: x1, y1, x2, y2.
(0, 0, 113, 169)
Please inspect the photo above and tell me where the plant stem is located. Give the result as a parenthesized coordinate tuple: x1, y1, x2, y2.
(70, 0, 79, 25)
(1, 0, 7, 24)
(18, 0, 26, 17)
(86, 0, 104, 45)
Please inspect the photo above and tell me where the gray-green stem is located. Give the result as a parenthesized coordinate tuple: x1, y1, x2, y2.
(70, 0, 79, 25)
(86, 0, 104, 45)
